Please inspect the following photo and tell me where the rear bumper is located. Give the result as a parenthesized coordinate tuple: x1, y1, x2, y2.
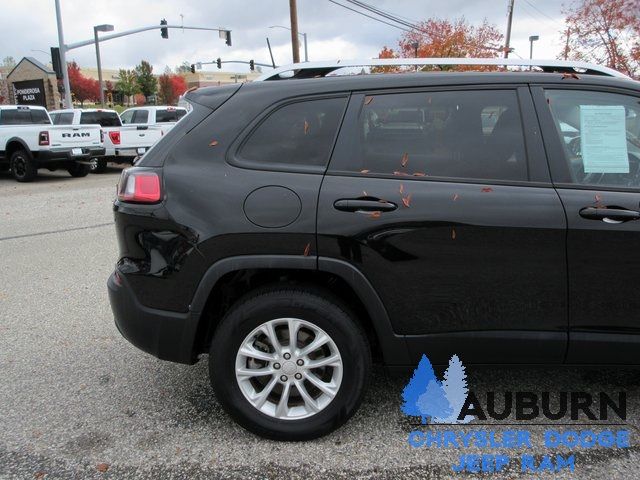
(107, 270, 200, 364)
(36, 147, 106, 164)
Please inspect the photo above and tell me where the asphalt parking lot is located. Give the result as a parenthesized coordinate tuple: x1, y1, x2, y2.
(1, 167, 639, 479)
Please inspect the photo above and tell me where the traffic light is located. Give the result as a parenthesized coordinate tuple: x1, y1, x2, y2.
(249, 60, 255, 71)
(50, 47, 63, 79)
(160, 19, 168, 39)
(190, 64, 196, 74)
(216, 58, 222, 69)
(224, 30, 232, 46)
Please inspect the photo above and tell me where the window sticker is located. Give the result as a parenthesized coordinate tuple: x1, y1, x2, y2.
(580, 105, 629, 173)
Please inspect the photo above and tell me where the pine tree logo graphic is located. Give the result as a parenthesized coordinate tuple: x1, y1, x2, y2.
(401, 354, 473, 424)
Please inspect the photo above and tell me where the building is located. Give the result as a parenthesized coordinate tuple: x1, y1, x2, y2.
(5, 57, 61, 110)
(182, 70, 262, 89)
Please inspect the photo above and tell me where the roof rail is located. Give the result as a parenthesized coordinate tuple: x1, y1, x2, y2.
(254, 57, 630, 81)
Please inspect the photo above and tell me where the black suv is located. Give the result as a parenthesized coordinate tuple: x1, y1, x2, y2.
(109, 70, 640, 440)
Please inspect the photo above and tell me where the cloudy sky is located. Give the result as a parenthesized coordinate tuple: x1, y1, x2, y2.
(1, 0, 569, 74)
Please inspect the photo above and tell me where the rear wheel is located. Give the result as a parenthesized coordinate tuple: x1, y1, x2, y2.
(209, 287, 370, 441)
(10, 149, 37, 182)
(89, 159, 107, 173)
(67, 163, 89, 178)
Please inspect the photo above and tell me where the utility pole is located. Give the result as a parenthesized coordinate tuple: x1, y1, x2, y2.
(503, 0, 515, 59)
(54, 0, 72, 108)
(289, 0, 301, 63)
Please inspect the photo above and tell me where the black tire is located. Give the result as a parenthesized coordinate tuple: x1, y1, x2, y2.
(209, 286, 371, 441)
(67, 163, 90, 178)
(10, 149, 37, 182)
(89, 159, 107, 174)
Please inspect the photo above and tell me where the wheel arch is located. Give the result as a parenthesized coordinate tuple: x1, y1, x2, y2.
(189, 255, 409, 366)
(5, 138, 31, 157)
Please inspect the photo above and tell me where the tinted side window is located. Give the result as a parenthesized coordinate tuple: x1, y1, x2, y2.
(155, 109, 186, 122)
(330, 90, 528, 182)
(0, 109, 33, 125)
(30, 109, 50, 124)
(132, 110, 149, 124)
(544, 89, 640, 188)
(53, 112, 74, 125)
(120, 110, 133, 124)
(239, 97, 347, 168)
(80, 112, 121, 127)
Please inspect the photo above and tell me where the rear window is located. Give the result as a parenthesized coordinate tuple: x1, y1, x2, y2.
(238, 97, 347, 169)
(80, 111, 121, 127)
(0, 108, 50, 125)
(155, 109, 187, 123)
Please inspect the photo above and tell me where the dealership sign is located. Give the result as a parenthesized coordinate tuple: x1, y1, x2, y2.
(13, 79, 46, 107)
(402, 354, 630, 474)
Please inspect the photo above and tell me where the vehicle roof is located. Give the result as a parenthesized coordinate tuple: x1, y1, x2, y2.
(0, 105, 47, 110)
(50, 108, 118, 114)
(121, 106, 187, 111)
(188, 71, 640, 107)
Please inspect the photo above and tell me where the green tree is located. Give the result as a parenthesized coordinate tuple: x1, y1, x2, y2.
(135, 60, 157, 103)
(116, 69, 138, 106)
(2, 56, 16, 68)
(175, 61, 192, 74)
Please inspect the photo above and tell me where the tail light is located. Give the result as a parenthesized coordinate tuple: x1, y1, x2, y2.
(117, 169, 162, 204)
(38, 131, 49, 146)
(109, 131, 121, 145)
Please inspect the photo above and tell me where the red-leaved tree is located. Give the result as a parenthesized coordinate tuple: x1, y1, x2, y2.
(158, 74, 187, 105)
(374, 17, 503, 72)
(67, 61, 100, 106)
(560, 0, 640, 78)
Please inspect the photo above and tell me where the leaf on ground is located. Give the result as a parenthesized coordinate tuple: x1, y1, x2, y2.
(96, 463, 109, 473)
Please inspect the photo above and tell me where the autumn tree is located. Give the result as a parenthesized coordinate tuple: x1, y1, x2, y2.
(67, 61, 99, 106)
(561, 0, 640, 78)
(374, 17, 503, 73)
(157, 74, 187, 105)
(135, 60, 158, 102)
(116, 69, 138, 106)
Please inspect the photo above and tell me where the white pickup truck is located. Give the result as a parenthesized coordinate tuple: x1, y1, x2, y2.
(120, 106, 188, 135)
(50, 108, 164, 173)
(0, 105, 104, 182)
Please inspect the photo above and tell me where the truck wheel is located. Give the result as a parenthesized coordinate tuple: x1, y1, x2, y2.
(209, 286, 371, 441)
(10, 149, 37, 182)
(68, 163, 90, 178)
(90, 159, 107, 174)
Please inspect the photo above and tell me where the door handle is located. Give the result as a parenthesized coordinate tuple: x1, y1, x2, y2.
(334, 198, 397, 213)
(579, 206, 640, 223)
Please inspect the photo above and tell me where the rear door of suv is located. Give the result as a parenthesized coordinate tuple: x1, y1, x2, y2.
(317, 84, 568, 365)
(532, 83, 640, 364)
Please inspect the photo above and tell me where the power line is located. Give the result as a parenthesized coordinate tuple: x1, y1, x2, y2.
(344, 0, 425, 32)
(523, 0, 564, 27)
(326, 0, 413, 33)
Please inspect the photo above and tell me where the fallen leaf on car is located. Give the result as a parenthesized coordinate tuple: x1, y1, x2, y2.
(453, 193, 459, 201)
(402, 194, 412, 208)
(561, 72, 580, 80)
(303, 243, 311, 256)
(399, 183, 404, 194)
(595, 193, 602, 203)
(413, 172, 426, 177)
(304, 120, 310, 134)
(208, 140, 218, 147)
(401, 152, 409, 167)
(364, 96, 374, 105)
(369, 211, 381, 219)
(96, 463, 109, 473)
(452, 227, 457, 240)
(360, 169, 370, 174)
(362, 190, 368, 196)
(393, 171, 409, 176)
(481, 187, 493, 193)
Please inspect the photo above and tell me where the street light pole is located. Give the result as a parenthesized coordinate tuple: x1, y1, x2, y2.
(289, 0, 301, 63)
(94, 24, 114, 107)
(54, 0, 72, 108)
(269, 25, 308, 62)
(529, 35, 539, 59)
